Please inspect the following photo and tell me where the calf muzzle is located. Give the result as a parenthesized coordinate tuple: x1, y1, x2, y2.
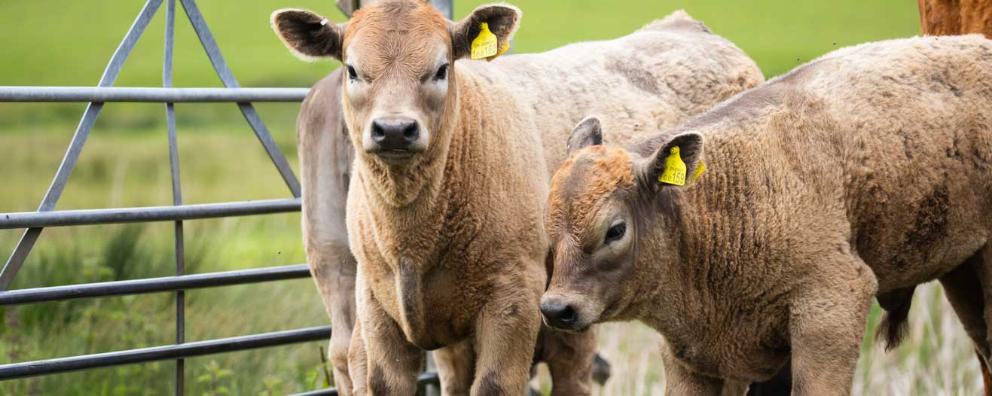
(370, 116, 420, 154)
(540, 299, 580, 330)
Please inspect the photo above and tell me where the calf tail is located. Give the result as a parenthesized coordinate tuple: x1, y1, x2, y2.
(875, 286, 916, 350)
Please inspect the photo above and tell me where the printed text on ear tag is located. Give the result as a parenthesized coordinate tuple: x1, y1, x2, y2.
(659, 146, 687, 186)
(471, 22, 498, 60)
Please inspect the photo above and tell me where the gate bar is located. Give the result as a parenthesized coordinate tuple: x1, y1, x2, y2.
(0, 198, 301, 229)
(288, 373, 442, 396)
(0, 87, 310, 102)
(0, 326, 332, 380)
(180, 0, 301, 198)
(163, 0, 187, 392)
(0, 0, 164, 291)
(0, 264, 311, 305)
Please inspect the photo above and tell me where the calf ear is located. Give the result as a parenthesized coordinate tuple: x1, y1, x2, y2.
(451, 4, 522, 60)
(641, 133, 704, 190)
(271, 9, 345, 60)
(566, 116, 603, 155)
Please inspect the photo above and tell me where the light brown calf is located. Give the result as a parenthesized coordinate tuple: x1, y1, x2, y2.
(274, 1, 762, 394)
(296, 69, 611, 395)
(542, 35, 992, 395)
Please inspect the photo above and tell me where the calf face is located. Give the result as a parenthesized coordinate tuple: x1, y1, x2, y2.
(272, 0, 521, 165)
(541, 117, 703, 331)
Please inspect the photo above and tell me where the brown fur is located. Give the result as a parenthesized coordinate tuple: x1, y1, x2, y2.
(544, 35, 992, 395)
(276, 1, 762, 395)
(920, 0, 992, 38)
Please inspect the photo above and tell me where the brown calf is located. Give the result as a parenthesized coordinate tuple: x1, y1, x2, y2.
(543, 35, 992, 395)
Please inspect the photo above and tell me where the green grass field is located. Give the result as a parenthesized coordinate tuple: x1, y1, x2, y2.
(3, 0, 976, 394)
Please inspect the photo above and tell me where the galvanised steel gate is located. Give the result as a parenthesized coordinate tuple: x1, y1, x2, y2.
(0, 0, 448, 394)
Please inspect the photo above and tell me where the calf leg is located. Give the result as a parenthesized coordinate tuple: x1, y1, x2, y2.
(747, 359, 791, 396)
(348, 318, 368, 396)
(536, 325, 597, 396)
(433, 339, 476, 396)
(659, 342, 724, 396)
(942, 245, 992, 396)
(308, 245, 357, 395)
(351, 274, 422, 395)
(471, 291, 542, 395)
(720, 380, 750, 396)
(789, 256, 876, 396)
(939, 251, 990, 355)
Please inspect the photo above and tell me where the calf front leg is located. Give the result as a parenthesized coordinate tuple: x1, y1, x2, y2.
(537, 325, 597, 395)
(351, 274, 423, 395)
(348, 318, 368, 395)
(471, 291, 542, 395)
(659, 340, 724, 396)
(789, 257, 876, 396)
(433, 339, 476, 396)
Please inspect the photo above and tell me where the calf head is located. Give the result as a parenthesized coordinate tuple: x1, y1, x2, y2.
(541, 117, 704, 331)
(272, 0, 521, 166)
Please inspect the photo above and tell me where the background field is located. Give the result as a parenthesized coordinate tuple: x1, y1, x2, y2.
(0, 0, 972, 394)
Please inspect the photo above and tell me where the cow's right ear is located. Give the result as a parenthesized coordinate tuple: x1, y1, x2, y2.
(566, 116, 603, 155)
(451, 4, 522, 60)
(271, 9, 345, 60)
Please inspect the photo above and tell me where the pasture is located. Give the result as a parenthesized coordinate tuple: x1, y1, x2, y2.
(2, 0, 973, 394)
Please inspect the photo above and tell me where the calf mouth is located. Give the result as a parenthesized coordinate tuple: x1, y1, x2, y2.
(544, 320, 591, 333)
(370, 148, 418, 164)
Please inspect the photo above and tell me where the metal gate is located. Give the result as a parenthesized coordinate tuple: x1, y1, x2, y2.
(0, 0, 447, 394)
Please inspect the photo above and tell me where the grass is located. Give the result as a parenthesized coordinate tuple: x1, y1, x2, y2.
(0, 0, 968, 394)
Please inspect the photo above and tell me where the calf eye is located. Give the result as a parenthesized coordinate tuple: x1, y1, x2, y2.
(604, 222, 626, 244)
(433, 63, 449, 81)
(346, 65, 359, 81)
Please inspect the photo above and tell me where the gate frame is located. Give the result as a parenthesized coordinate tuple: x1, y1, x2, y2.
(0, 0, 448, 394)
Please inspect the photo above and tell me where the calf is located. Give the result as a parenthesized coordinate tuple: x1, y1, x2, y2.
(542, 35, 992, 395)
(273, 1, 762, 394)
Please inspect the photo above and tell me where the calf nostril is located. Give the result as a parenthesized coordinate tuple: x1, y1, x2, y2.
(559, 305, 577, 325)
(371, 122, 386, 141)
(541, 300, 579, 328)
(402, 123, 418, 141)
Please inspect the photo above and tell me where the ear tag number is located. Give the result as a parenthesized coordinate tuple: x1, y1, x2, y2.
(659, 146, 687, 186)
(471, 22, 499, 60)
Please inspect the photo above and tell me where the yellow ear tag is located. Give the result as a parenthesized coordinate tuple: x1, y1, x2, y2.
(691, 161, 707, 182)
(471, 22, 499, 60)
(658, 146, 687, 186)
(496, 40, 510, 57)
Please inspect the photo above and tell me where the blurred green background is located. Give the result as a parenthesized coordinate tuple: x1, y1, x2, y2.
(0, 0, 921, 394)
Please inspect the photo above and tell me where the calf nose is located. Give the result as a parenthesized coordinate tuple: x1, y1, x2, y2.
(371, 117, 420, 151)
(540, 300, 579, 329)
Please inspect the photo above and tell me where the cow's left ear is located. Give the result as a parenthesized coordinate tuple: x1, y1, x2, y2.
(639, 132, 704, 191)
(451, 4, 522, 60)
